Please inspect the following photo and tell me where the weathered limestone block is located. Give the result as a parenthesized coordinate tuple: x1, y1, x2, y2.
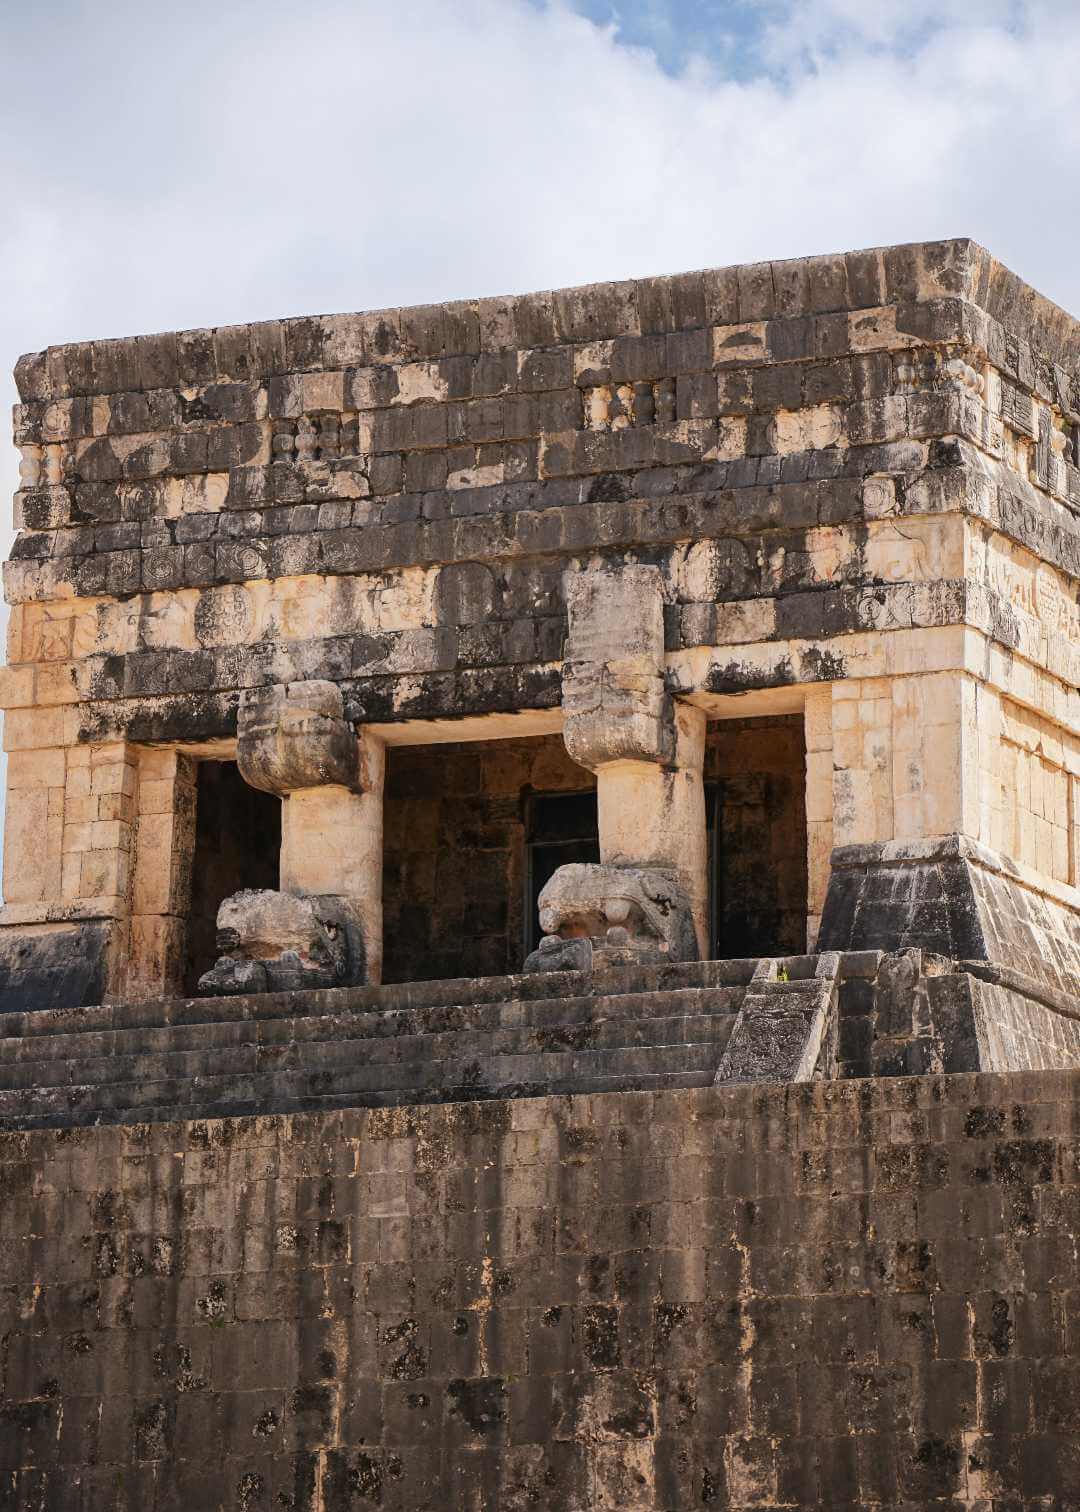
(197, 888, 365, 995)
(237, 679, 359, 795)
(523, 861, 698, 972)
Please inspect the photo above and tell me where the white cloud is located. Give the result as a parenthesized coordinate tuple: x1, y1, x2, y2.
(2, 0, 1080, 876)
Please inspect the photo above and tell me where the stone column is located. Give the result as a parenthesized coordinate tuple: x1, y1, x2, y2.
(126, 749, 197, 999)
(278, 734, 385, 984)
(199, 679, 384, 993)
(529, 566, 707, 970)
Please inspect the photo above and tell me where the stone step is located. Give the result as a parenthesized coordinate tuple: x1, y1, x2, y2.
(0, 1010, 737, 1092)
(0, 986, 744, 1071)
(0, 1039, 722, 1127)
(0, 959, 760, 1041)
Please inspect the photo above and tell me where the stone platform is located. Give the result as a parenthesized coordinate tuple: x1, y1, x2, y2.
(1, 949, 1078, 1130)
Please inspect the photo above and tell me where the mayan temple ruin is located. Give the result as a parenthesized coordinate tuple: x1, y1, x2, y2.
(1, 237, 1079, 1506)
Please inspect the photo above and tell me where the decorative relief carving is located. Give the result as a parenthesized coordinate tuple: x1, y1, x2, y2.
(17, 443, 67, 488)
(986, 545, 1080, 645)
(582, 379, 677, 431)
(895, 347, 986, 397)
(271, 411, 362, 463)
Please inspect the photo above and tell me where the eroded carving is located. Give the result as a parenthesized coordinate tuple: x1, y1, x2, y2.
(523, 862, 698, 973)
(197, 888, 366, 995)
(561, 566, 674, 769)
(237, 679, 359, 795)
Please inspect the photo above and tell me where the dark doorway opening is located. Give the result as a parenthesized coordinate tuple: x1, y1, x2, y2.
(524, 790, 600, 957)
(705, 715, 807, 958)
(184, 761, 281, 993)
(381, 735, 596, 984)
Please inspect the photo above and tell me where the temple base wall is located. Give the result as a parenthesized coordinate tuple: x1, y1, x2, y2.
(3, 1073, 1080, 1509)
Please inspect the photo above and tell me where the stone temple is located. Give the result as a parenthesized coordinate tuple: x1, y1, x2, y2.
(1, 239, 1078, 1506)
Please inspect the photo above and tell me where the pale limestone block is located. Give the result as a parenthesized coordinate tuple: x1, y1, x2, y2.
(7, 748, 65, 789)
(836, 768, 884, 847)
(131, 815, 187, 915)
(6, 606, 25, 663)
(125, 915, 187, 1001)
(832, 700, 857, 732)
(138, 748, 188, 783)
(805, 752, 834, 824)
(806, 818, 833, 918)
(35, 662, 80, 706)
(0, 665, 34, 710)
(394, 362, 448, 405)
(61, 853, 82, 901)
(3, 789, 50, 903)
(100, 793, 137, 824)
(62, 824, 93, 855)
(79, 848, 129, 899)
(3, 706, 67, 752)
(864, 517, 964, 583)
(64, 797, 98, 825)
(573, 341, 613, 381)
(847, 305, 906, 351)
(713, 416, 748, 460)
(89, 742, 130, 765)
(137, 779, 179, 816)
(90, 761, 138, 799)
(65, 769, 93, 809)
(377, 568, 436, 632)
(25, 611, 74, 664)
(91, 820, 131, 853)
(447, 462, 504, 490)
(922, 741, 965, 836)
(300, 370, 345, 412)
(279, 732, 385, 983)
(893, 794, 924, 842)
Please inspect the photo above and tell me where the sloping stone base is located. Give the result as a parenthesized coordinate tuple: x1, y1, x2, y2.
(819, 835, 1080, 1004)
(0, 921, 111, 1016)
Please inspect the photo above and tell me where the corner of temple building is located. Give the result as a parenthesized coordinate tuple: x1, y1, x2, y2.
(3, 237, 1080, 1506)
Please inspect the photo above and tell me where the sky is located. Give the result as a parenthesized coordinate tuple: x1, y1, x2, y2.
(2, 0, 1080, 876)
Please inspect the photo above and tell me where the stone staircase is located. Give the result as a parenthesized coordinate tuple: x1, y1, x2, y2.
(0, 959, 760, 1129)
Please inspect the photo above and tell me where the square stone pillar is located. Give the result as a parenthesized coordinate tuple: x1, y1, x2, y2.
(803, 686, 834, 951)
(595, 701, 708, 952)
(533, 566, 707, 967)
(210, 679, 386, 989)
(279, 731, 385, 984)
(125, 750, 197, 999)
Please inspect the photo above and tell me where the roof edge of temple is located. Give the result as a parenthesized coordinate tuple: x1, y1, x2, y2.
(13, 237, 1079, 403)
